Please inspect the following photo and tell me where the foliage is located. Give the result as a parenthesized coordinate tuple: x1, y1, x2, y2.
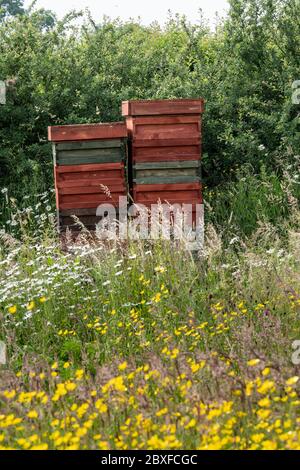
(0, 0, 299, 202)
(0, 190, 300, 449)
(0, 0, 24, 20)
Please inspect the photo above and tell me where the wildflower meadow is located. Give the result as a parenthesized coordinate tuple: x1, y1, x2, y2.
(0, 168, 300, 450)
(0, 0, 300, 454)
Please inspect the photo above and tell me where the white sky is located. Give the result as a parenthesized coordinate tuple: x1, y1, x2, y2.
(25, 0, 229, 25)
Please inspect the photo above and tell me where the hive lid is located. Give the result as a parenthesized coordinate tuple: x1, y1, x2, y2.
(48, 122, 127, 142)
(122, 99, 205, 117)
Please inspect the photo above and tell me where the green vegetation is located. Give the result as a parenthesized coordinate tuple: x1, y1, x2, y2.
(0, 187, 300, 449)
(0, 0, 300, 451)
(0, 0, 299, 204)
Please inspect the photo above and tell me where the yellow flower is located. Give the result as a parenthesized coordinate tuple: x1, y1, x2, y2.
(257, 380, 275, 395)
(39, 297, 47, 304)
(31, 443, 48, 450)
(3, 390, 16, 399)
(258, 397, 271, 408)
(156, 408, 168, 417)
(262, 367, 270, 376)
(27, 410, 38, 419)
(286, 376, 299, 386)
(247, 359, 260, 367)
(95, 399, 108, 414)
(152, 293, 161, 303)
(8, 305, 17, 314)
(63, 362, 70, 369)
(154, 266, 165, 273)
(262, 440, 277, 450)
(75, 369, 84, 380)
(257, 409, 271, 420)
(27, 301, 35, 311)
(65, 382, 76, 391)
(118, 361, 128, 371)
(245, 381, 254, 396)
(251, 433, 265, 443)
(185, 418, 197, 429)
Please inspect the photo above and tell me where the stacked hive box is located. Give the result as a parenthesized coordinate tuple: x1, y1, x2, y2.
(122, 99, 204, 222)
(48, 122, 127, 231)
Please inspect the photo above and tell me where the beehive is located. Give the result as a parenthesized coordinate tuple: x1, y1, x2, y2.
(48, 123, 127, 231)
(122, 99, 204, 222)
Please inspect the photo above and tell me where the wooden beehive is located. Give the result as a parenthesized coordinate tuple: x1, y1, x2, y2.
(48, 122, 127, 232)
(122, 99, 204, 218)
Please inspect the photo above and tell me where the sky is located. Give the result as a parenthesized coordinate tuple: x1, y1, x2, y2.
(24, 0, 229, 26)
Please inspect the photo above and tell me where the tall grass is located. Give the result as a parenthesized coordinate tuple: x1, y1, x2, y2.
(0, 168, 300, 450)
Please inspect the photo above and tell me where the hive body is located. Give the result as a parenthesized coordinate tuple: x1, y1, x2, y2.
(122, 99, 204, 222)
(48, 123, 127, 231)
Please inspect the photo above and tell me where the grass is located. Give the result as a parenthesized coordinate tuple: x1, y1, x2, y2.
(0, 166, 300, 450)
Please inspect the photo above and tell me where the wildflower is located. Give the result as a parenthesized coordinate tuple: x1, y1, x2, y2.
(8, 305, 17, 315)
(154, 266, 165, 273)
(247, 359, 260, 367)
(258, 397, 271, 408)
(27, 410, 38, 419)
(286, 376, 299, 386)
(185, 419, 197, 429)
(27, 301, 35, 311)
(251, 434, 265, 443)
(75, 369, 84, 380)
(257, 409, 271, 420)
(31, 444, 48, 450)
(118, 361, 128, 371)
(65, 382, 76, 391)
(257, 380, 275, 395)
(156, 408, 168, 417)
(95, 400, 108, 414)
(152, 293, 161, 303)
(262, 440, 277, 450)
(3, 390, 16, 399)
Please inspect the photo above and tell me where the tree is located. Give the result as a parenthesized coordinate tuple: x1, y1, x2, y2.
(0, 0, 24, 20)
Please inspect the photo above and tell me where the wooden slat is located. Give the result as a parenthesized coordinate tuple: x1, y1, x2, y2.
(56, 163, 124, 173)
(131, 115, 201, 125)
(58, 184, 126, 195)
(59, 199, 122, 210)
(60, 214, 119, 227)
(59, 208, 120, 217)
(57, 155, 123, 165)
(133, 155, 201, 163)
(132, 138, 201, 147)
(134, 182, 202, 192)
(134, 176, 200, 184)
(57, 171, 124, 183)
(57, 148, 122, 159)
(56, 140, 124, 151)
(122, 99, 205, 116)
(48, 122, 127, 142)
(57, 178, 125, 188)
(132, 142, 201, 163)
(133, 188, 201, 199)
(134, 161, 199, 170)
(60, 208, 101, 216)
(131, 116, 201, 141)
